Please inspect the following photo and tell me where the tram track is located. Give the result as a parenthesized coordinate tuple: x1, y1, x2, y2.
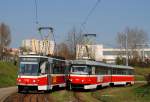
(72, 91, 87, 102)
(90, 87, 115, 102)
(16, 93, 32, 102)
(4, 92, 53, 102)
(18, 94, 25, 102)
(91, 91, 104, 102)
(4, 87, 113, 102)
(44, 94, 50, 102)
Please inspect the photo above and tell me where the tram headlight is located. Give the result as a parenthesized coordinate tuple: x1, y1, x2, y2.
(18, 79, 21, 82)
(81, 80, 84, 82)
(33, 80, 36, 83)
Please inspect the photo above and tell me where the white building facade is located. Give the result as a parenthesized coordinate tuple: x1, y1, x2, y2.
(22, 39, 55, 55)
(76, 44, 150, 63)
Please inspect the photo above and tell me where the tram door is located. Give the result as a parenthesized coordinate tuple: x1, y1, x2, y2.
(39, 58, 51, 90)
(47, 58, 53, 89)
(46, 62, 50, 89)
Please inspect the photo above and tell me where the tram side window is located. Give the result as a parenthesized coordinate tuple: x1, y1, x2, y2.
(117, 69, 122, 75)
(91, 66, 95, 75)
(95, 67, 109, 75)
(95, 67, 100, 75)
(128, 69, 134, 75)
(112, 69, 117, 75)
(53, 60, 65, 74)
(120, 69, 129, 75)
(112, 69, 128, 75)
(117, 70, 123, 75)
(45, 62, 50, 74)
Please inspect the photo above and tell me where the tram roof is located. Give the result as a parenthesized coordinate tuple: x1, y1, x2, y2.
(20, 55, 49, 58)
(19, 55, 65, 61)
(71, 60, 134, 69)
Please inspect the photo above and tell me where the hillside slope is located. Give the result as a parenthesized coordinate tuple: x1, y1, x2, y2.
(134, 67, 150, 81)
(0, 61, 18, 88)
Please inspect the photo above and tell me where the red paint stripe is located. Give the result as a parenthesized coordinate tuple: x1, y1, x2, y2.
(111, 75, 134, 82)
(69, 75, 134, 85)
(17, 75, 66, 86)
(51, 76, 65, 84)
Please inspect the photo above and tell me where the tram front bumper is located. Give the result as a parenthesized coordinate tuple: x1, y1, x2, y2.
(84, 84, 97, 89)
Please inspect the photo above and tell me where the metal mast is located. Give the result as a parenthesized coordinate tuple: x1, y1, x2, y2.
(78, 34, 96, 60)
(38, 27, 54, 55)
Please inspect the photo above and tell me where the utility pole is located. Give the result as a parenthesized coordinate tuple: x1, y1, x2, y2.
(125, 32, 128, 66)
(136, 43, 150, 62)
(73, 30, 76, 58)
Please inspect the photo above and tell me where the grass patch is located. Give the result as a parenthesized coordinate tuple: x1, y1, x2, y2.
(51, 90, 76, 102)
(134, 67, 150, 76)
(51, 90, 101, 102)
(134, 85, 150, 98)
(92, 84, 150, 102)
(50, 84, 150, 102)
(134, 67, 150, 81)
(135, 75, 145, 81)
(0, 61, 18, 88)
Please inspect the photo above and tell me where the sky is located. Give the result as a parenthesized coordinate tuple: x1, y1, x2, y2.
(0, 0, 150, 48)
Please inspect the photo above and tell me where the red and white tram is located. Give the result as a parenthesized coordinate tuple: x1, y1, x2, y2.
(17, 55, 66, 92)
(67, 60, 134, 89)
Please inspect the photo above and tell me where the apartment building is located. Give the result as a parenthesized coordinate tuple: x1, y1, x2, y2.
(22, 39, 54, 55)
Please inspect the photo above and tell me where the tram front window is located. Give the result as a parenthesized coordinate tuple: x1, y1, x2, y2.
(71, 66, 89, 75)
(20, 63, 38, 75)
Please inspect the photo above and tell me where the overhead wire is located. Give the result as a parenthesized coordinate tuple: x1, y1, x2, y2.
(34, 0, 43, 40)
(80, 0, 101, 33)
(34, 0, 57, 55)
(77, 0, 101, 59)
(34, 0, 44, 54)
(34, 0, 38, 25)
(33, 0, 39, 53)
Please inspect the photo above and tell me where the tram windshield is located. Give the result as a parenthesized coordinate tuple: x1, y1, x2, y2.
(19, 62, 39, 75)
(71, 66, 89, 75)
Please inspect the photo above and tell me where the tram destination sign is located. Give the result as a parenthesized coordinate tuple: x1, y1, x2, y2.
(20, 57, 39, 62)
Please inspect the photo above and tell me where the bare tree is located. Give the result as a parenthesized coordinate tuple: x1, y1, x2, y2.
(66, 27, 82, 59)
(0, 23, 11, 59)
(56, 43, 71, 59)
(65, 27, 96, 60)
(116, 27, 149, 60)
(19, 46, 32, 54)
(79, 34, 96, 60)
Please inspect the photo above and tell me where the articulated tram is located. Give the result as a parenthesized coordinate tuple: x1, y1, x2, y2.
(17, 55, 67, 92)
(17, 56, 134, 92)
(67, 60, 134, 89)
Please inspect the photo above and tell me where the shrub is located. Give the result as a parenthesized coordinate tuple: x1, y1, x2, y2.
(145, 73, 150, 85)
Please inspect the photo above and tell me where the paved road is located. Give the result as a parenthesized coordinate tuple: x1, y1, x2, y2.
(0, 86, 17, 102)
